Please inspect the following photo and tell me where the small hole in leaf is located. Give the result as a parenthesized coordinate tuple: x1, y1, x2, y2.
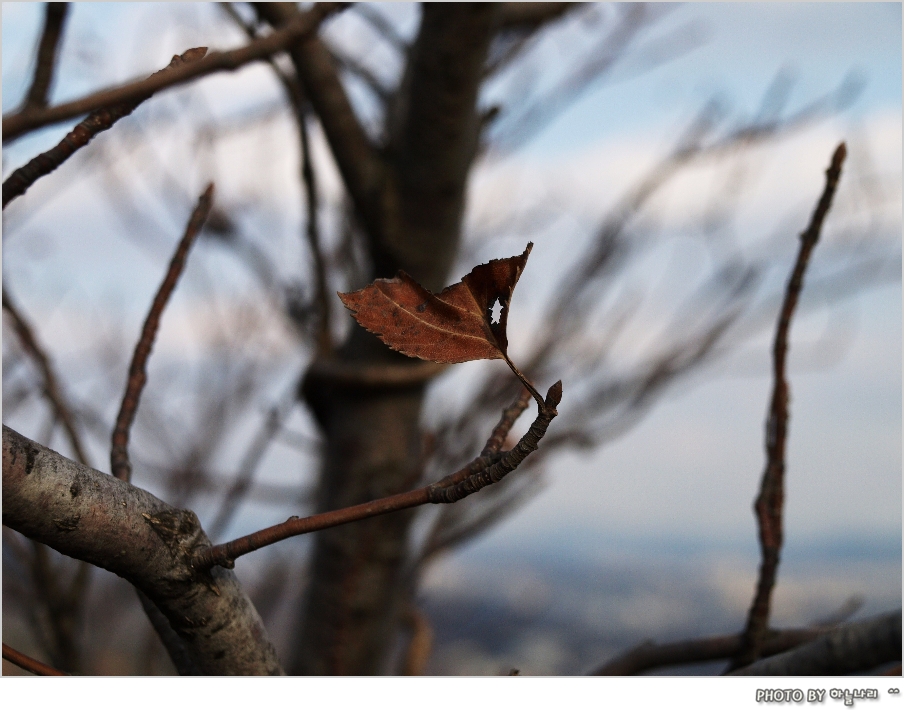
(490, 299, 503, 325)
(416, 302, 427, 313)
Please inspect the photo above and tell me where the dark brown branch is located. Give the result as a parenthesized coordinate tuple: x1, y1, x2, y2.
(3, 47, 208, 209)
(427, 388, 533, 494)
(482, 387, 532, 456)
(732, 142, 847, 669)
(2, 3, 344, 143)
(418, 466, 542, 566)
(22, 3, 69, 110)
(730, 610, 901, 676)
(2, 288, 89, 467)
(2, 642, 68, 676)
(296, 77, 332, 355)
(427, 381, 561, 504)
(254, 3, 386, 249)
(219, 3, 332, 353)
(192, 381, 561, 570)
(3, 425, 283, 674)
(110, 184, 215, 481)
(328, 44, 392, 103)
(591, 627, 827, 675)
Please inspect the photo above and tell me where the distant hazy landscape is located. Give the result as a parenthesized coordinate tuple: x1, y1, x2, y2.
(419, 530, 901, 675)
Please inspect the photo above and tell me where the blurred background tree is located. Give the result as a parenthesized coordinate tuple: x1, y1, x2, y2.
(2, 3, 900, 675)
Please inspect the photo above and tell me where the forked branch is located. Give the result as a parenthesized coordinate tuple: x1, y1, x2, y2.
(192, 381, 561, 570)
(2, 3, 344, 142)
(3, 48, 208, 209)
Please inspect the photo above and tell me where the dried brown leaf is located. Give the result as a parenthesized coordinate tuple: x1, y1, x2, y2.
(339, 243, 533, 364)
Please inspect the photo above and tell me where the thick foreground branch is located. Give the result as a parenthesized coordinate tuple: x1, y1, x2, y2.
(2, 425, 283, 675)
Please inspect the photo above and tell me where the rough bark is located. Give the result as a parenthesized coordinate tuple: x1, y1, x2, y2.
(2, 425, 283, 675)
(258, 3, 500, 674)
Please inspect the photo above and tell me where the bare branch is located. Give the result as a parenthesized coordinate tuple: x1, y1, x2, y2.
(220, 3, 332, 353)
(21, 3, 70, 110)
(3, 47, 208, 209)
(482, 387, 531, 456)
(2, 3, 344, 142)
(3, 425, 284, 674)
(591, 627, 827, 675)
(2, 642, 67, 676)
(730, 610, 901, 676)
(732, 143, 847, 669)
(296, 81, 332, 355)
(192, 381, 561, 570)
(328, 43, 392, 103)
(111, 184, 215, 481)
(2, 288, 90, 467)
(254, 3, 386, 250)
(492, 4, 652, 153)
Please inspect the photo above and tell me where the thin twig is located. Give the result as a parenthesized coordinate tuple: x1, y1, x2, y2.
(481, 387, 532, 456)
(731, 142, 847, 670)
(2, 287, 90, 466)
(2, 3, 345, 142)
(110, 184, 215, 481)
(290, 64, 332, 355)
(192, 380, 562, 570)
(327, 44, 392, 103)
(2, 642, 68, 676)
(3, 48, 208, 209)
(220, 2, 332, 353)
(22, 3, 70, 110)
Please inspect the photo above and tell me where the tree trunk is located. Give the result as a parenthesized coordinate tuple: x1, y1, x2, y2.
(257, 3, 499, 673)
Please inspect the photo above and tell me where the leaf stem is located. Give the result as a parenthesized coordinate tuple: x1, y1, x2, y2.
(502, 352, 545, 412)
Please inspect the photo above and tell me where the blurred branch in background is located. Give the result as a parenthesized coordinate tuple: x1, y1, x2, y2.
(20, 2, 69, 112)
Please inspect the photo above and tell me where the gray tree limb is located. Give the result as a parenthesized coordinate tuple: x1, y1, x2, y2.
(730, 610, 901, 676)
(2, 425, 283, 675)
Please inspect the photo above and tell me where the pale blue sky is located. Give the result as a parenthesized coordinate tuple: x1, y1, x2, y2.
(2, 4, 900, 566)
